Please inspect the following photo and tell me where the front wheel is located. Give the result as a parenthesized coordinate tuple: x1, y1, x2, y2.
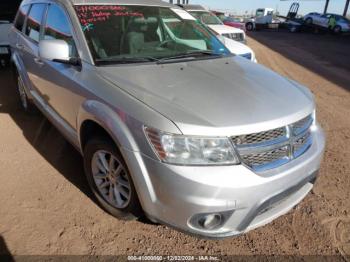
(246, 22, 254, 31)
(83, 137, 143, 220)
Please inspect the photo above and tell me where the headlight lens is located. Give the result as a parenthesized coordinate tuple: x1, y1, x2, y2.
(145, 127, 240, 166)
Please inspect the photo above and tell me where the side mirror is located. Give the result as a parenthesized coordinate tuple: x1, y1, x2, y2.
(39, 39, 80, 66)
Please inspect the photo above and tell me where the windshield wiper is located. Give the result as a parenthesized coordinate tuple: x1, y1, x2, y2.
(157, 51, 225, 64)
(96, 56, 159, 65)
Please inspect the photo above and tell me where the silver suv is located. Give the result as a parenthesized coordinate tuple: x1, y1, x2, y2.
(10, 0, 325, 238)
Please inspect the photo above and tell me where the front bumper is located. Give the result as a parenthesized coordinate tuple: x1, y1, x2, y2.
(122, 125, 325, 238)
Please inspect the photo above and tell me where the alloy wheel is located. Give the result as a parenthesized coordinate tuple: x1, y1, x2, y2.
(91, 150, 131, 209)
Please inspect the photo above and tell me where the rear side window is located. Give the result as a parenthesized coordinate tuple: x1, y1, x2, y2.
(25, 4, 47, 42)
(14, 5, 30, 31)
(44, 4, 77, 56)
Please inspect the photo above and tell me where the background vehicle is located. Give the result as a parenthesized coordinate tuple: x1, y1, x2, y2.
(304, 12, 350, 33)
(218, 36, 257, 62)
(163, 16, 256, 62)
(245, 8, 280, 31)
(0, 0, 21, 67)
(181, 5, 247, 44)
(0, 21, 11, 67)
(222, 16, 246, 32)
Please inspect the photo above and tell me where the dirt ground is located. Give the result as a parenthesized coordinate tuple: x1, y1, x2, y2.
(0, 31, 349, 258)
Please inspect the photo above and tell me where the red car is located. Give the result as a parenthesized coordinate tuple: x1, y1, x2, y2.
(223, 17, 246, 32)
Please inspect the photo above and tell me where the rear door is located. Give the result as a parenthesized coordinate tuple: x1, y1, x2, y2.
(21, 3, 47, 95)
(10, 4, 30, 69)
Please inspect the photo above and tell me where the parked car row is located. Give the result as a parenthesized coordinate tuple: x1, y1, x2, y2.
(9, 0, 325, 238)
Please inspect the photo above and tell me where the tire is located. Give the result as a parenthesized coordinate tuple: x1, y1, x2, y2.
(15, 71, 36, 113)
(246, 22, 254, 31)
(83, 137, 143, 220)
(289, 26, 297, 33)
(333, 25, 342, 34)
(305, 17, 313, 25)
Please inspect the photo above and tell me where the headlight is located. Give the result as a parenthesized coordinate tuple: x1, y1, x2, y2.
(144, 127, 240, 166)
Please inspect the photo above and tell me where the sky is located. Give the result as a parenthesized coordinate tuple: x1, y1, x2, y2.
(189, 0, 349, 16)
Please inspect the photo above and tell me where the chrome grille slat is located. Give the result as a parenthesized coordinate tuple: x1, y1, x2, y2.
(242, 146, 289, 167)
(232, 127, 286, 146)
(231, 115, 314, 172)
(292, 115, 313, 135)
(293, 131, 312, 158)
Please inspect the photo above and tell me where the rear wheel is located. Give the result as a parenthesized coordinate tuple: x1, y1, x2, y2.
(16, 72, 36, 113)
(305, 17, 313, 25)
(83, 137, 143, 220)
(333, 25, 342, 34)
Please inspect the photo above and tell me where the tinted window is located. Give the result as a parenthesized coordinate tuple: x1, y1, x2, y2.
(25, 4, 46, 42)
(15, 5, 30, 31)
(44, 4, 77, 56)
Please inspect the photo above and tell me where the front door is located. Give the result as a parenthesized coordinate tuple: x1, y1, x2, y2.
(34, 3, 83, 130)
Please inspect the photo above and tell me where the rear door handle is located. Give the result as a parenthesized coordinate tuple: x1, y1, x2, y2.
(34, 57, 44, 66)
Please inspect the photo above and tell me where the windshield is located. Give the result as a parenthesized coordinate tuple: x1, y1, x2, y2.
(256, 9, 265, 17)
(74, 5, 230, 65)
(189, 11, 223, 25)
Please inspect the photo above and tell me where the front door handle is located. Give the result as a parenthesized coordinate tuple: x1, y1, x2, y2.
(34, 57, 44, 66)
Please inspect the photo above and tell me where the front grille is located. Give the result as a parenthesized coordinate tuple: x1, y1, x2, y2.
(292, 115, 313, 135)
(293, 131, 312, 158)
(232, 127, 285, 146)
(242, 146, 289, 167)
(222, 33, 244, 42)
(231, 115, 314, 172)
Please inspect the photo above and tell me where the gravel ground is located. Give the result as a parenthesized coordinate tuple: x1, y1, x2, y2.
(0, 31, 349, 258)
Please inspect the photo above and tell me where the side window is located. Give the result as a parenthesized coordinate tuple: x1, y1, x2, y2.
(25, 4, 47, 42)
(44, 4, 77, 57)
(14, 5, 30, 31)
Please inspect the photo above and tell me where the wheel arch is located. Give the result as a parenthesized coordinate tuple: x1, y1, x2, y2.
(77, 100, 157, 212)
(77, 100, 140, 154)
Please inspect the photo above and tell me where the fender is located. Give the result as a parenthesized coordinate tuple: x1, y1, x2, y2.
(77, 100, 158, 205)
(77, 99, 140, 153)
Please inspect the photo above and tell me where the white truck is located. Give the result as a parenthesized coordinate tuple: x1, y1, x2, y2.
(245, 8, 280, 31)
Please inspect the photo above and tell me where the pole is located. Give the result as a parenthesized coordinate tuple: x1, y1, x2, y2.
(324, 0, 329, 14)
(344, 0, 350, 17)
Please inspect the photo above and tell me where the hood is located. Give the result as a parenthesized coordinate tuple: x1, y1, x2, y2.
(208, 24, 243, 34)
(98, 57, 314, 136)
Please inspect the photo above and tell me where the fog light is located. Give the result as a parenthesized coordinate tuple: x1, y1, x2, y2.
(198, 214, 222, 230)
(189, 211, 233, 231)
